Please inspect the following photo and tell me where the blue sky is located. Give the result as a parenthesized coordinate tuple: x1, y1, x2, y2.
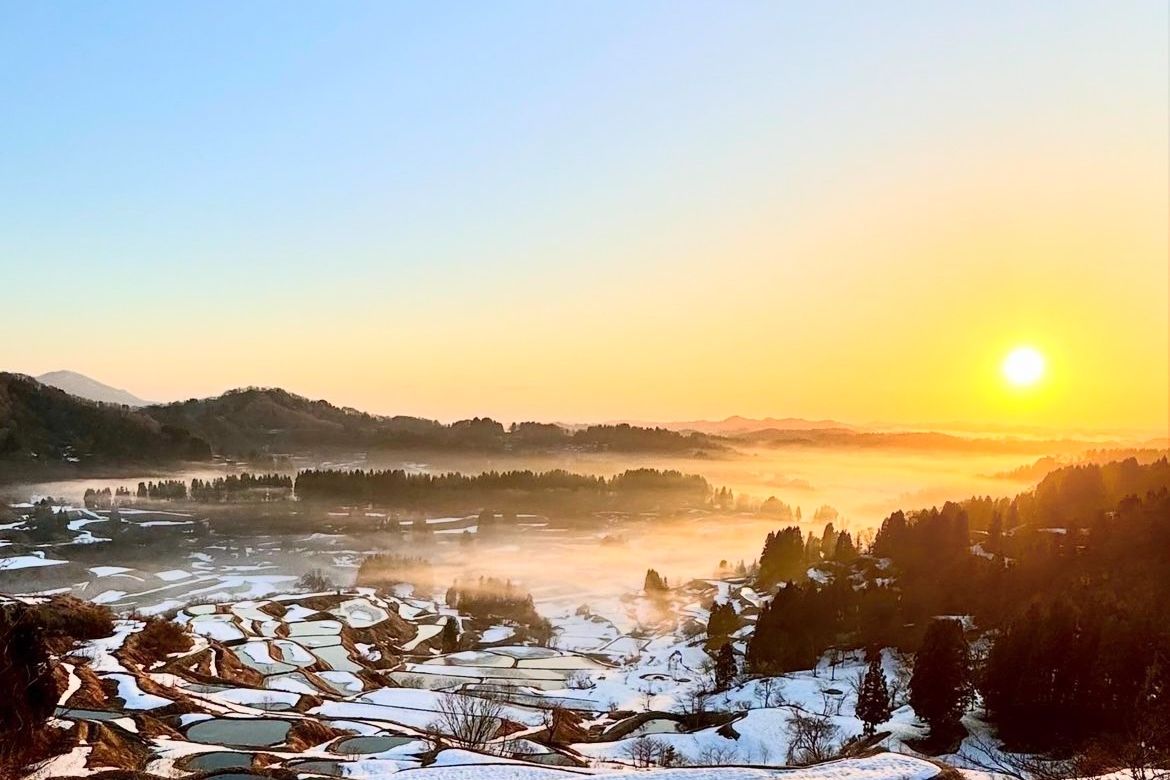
(2, 3, 1166, 429)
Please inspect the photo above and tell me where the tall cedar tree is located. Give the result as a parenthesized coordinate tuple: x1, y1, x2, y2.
(757, 526, 806, 588)
(855, 653, 893, 734)
(441, 618, 460, 653)
(715, 642, 737, 690)
(707, 602, 738, 637)
(909, 619, 970, 736)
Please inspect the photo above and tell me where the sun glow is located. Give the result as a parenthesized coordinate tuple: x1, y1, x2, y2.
(1003, 346, 1046, 388)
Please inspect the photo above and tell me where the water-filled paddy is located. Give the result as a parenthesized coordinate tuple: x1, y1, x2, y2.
(186, 717, 291, 747)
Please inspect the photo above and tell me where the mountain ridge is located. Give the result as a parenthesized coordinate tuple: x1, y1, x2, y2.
(36, 370, 151, 407)
(610, 414, 855, 435)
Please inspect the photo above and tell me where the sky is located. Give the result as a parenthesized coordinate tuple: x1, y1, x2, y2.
(1, 2, 1166, 434)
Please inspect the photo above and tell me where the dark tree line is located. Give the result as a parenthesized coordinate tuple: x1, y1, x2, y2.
(294, 467, 711, 512)
(190, 473, 292, 501)
(136, 479, 187, 500)
(82, 486, 132, 509)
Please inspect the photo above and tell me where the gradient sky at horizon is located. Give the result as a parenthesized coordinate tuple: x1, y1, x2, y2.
(2, 2, 1166, 433)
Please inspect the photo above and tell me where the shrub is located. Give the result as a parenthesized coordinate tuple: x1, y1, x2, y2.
(132, 617, 192, 661)
(36, 596, 115, 644)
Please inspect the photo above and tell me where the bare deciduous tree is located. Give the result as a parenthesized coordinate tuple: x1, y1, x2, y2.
(693, 744, 739, 766)
(785, 712, 841, 766)
(625, 736, 662, 768)
(754, 676, 786, 708)
(887, 649, 913, 707)
(429, 692, 506, 751)
(958, 733, 1084, 780)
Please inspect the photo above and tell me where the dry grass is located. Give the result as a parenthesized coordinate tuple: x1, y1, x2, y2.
(286, 719, 352, 751)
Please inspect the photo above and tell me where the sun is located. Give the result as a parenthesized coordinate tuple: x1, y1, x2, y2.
(1002, 346, 1046, 388)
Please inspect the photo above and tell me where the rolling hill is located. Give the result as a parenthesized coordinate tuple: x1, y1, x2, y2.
(143, 388, 721, 457)
(143, 387, 452, 456)
(0, 373, 210, 465)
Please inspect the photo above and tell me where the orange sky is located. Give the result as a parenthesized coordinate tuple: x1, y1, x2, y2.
(4, 4, 1167, 435)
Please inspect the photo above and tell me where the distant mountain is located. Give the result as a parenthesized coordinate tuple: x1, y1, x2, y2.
(36, 370, 151, 407)
(0, 373, 210, 465)
(735, 426, 1093, 455)
(614, 415, 855, 435)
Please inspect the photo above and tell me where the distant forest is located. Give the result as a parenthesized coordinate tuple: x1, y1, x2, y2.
(294, 467, 712, 512)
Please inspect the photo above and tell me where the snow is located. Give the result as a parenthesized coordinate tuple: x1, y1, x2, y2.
(72, 620, 137, 672)
(3, 567, 961, 779)
(481, 625, 515, 644)
(155, 569, 192, 582)
(25, 746, 95, 779)
(318, 670, 365, 694)
(57, 662, 80, 707)
(381, 757, 937, 780)
(0, 552, 68, 570)
(331, 597, 390, 627)
(266, 673, 320, 694)
(402, 622, 444, 651)
(189, 617, 246, 643)
(104, 672, 173, 710)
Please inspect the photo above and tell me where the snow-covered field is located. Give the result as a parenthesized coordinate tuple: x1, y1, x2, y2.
(17, 578, 957, 779)
(0, 499, 1003, 779)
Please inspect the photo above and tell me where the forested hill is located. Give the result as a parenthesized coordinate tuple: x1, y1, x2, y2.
(143, 388, 722, 457)
(0, 373, 211, 464)
(956, 456, 1170, 532)
(739, 456, 1170, 754)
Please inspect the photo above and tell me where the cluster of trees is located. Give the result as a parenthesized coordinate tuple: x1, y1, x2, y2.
(977, 485, 1170, 752)
(294, 467, 711, 512)
(747, 579, 869, 673)
(355, 554, 434, 592)
(568, 424, 718, 453)
(82, 473, 294, 505)
(189, 472, 292, 501)
(954, 458, 1170, 536)
(755, 524, 858, 589)
(760, 496, 799, 521)
(135, 479, 187, 499)
(82, 486, 132, 508)
(25, 500, 73, 543)
(444, 577, 552, 643)
(706, 601, 738, 639)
